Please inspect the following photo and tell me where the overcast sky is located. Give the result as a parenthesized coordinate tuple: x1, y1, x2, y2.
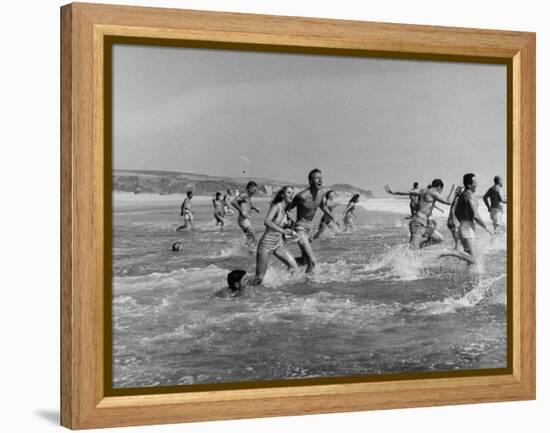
(113, 44, 506, 194)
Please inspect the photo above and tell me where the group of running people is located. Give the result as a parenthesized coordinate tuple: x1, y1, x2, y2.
(174, 169, 360, 291)
(386, 173, 507, 265)
(175, 169, 506, 295)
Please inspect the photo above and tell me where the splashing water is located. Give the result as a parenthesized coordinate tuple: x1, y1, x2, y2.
(112, 197, 508, 388)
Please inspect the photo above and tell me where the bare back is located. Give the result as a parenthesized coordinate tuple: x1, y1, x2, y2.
(416, 188, 437, 220)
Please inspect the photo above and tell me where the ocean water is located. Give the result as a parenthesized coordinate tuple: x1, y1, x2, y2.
(112, 194, 507, 388)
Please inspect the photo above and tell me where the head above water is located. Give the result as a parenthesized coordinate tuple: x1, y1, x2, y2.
(227, 270, 247, 293)
(308, 168, 323, 189)
(494, 175, 503, 186)
(463, 173, 478, 192)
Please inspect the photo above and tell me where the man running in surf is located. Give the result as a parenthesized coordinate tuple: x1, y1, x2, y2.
(231, 181, 260, 246)
(386, 179, 452, 249)
(440, 173, 492, 265)
(176, 191, 194, 231)
(408, 182, 420, 218)
(288, 168, 337, 273)
(483, 175, 507, 233)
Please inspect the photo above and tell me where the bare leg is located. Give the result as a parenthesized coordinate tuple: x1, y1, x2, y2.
(254, 247, 270, 284)
(297, 236, 317, 273)
(439, 237, 477, 265)
(313, 223, 327, 240)
(410, 231, 423, 250)
(273, 247, 299, 272)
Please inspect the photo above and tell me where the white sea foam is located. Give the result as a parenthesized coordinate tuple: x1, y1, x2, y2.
(411, 274, 506, 315)
(207, 239, 255, 259)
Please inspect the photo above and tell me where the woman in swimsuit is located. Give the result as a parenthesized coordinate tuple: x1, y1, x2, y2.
(253, 186, 299, 285)
(342, 193, 360, 232)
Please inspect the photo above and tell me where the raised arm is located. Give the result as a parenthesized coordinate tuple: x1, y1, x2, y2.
(445, 184, 456, 202)
(432, 191, 451, 206)
(385, 185, 421, 197)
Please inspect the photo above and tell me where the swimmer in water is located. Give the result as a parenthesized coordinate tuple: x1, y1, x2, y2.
(214, 269, 251, 298)
(313, 190, 339, 239)
(176, 191, 194, 231)
(342, 193, 360, 232)
(253, 186, 299, 285)
(212, 192, 225, 228)
(172, 241, 183, 252)
(231, 181, 260, 246)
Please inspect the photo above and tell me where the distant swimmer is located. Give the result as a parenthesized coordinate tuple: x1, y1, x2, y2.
(172, 241, 183, 252)
(440, 173, 492, 265)
(212, 192, 225, 228)
(483, 175, 507, 232)
(342, 193, 360, 232)
(176, 191, 194, 231)
(222, 188, 235, 216)
(288, 169, 336, 273)
(231, 181, 260, 246)
(313, 190, 340, 239)
(253, 186, 299, 284)
(386, 179, 452, 249)
(446, 186, 464, 250)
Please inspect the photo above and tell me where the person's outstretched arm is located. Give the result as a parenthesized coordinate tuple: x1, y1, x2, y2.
(385, 185, 421, 197)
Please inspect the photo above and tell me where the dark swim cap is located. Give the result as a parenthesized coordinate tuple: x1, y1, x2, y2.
(227, 270, 247, 291)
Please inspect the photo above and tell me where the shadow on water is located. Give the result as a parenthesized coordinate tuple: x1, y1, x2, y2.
(34, 409, 59, 425)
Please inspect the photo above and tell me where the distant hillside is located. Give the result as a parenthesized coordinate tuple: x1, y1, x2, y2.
(328, 183, 374, 198)
(113, 169, 373, 198)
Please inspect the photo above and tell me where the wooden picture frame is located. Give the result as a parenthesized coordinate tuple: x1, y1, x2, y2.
(61, 2, 535, 429)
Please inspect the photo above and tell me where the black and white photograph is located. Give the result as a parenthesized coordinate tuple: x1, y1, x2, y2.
(111, 43, 508, 389)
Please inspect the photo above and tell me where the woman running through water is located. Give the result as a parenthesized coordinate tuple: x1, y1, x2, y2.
(342, 193, 360, 232)
(253, 186, 299, 285)
(313, 190, 339, 239)
(212, 192, 225, 228)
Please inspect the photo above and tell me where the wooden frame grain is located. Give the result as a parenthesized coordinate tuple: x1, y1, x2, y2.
(61, 2, 535, 429)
